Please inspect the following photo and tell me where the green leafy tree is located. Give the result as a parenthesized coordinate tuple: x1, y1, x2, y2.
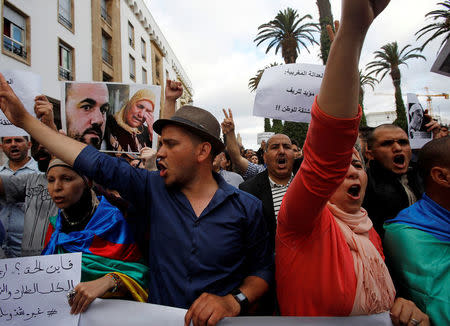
(254, 8, 319, 144)
(255, 8, 319, 64)
(264, 117, 272, 132)
(359, 70, 378, 127)
(272, 119, 284, 134)
(366, 42, 426, 130)
(416, 1, 450, 52)
(316, 0, 335, 64)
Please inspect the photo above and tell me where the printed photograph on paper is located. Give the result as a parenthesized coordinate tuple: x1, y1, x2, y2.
(61, 82, 160, 153)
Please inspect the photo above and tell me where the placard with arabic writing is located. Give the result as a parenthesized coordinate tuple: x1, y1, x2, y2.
(0, 70, 40, 137)
(253, 63, 325, 123)
(0, 252, 81, 326)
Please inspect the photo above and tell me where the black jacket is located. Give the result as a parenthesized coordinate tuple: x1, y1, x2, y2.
(362, 159, 424, 238)
(239, 158, 303, 248)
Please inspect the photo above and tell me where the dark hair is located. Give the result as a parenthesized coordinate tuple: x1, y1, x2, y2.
(417, 136, 450, 187)
(291, 139, 299, 147)
(367, 124, 403, 150)
(1, 136, 29, 142)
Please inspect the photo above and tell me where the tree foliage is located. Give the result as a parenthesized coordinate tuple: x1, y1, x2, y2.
(416, 1, 450, 52)
(366, 42, 426, 130)
(316, 0, 335, 64)
(255, 8, 319, 64)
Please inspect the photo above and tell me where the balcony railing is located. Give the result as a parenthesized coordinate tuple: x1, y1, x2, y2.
(59, 66, 73, 80)
(58, 7, 73, 29)
(101, 6, 112, 26)
(3, 36, 27, 59)
(102, 48, 113, 65)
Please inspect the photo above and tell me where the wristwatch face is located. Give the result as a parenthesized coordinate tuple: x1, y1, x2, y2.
(235, 292, 246, 302)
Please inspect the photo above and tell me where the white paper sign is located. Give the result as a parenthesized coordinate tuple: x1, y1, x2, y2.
(257, 132, 274, 145)
(79, 299, 187, 326)
(253, 63, 325, 123)
(0, 253, 81, 326)
(218, 312, 393, 325)
(0, 70, 40, 137)
(406, 93, 432, 149)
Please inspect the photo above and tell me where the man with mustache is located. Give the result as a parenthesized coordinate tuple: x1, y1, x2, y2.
(0, 96, 57, 256)
(363, 122, 440, 238)
(65, 83, 110, 149)
(0, 135, 39, 257)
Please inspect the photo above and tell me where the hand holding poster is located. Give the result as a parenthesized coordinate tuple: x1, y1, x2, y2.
(0, 253, 81, 326)
(0, 70, 41, 137)
(253, 63, 325, 123)
(406, 93, 432, 149)
(61, 82, 161, 153)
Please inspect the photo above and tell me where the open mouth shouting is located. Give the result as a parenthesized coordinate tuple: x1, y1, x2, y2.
(347, 184, 361, 200)
(277, 157, 287, 168)
(393, 154, 406, 169)
(156, 158, 168, 177)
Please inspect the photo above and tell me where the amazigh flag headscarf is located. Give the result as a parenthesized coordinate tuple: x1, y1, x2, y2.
(384, 194, 449, 324)
(43, 159, 149, 302)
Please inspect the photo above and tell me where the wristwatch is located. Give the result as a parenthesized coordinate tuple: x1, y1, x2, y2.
(230, 288, 249, 315)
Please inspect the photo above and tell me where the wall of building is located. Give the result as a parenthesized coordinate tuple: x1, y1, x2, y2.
(1, 0, 192, 103)
(1, 0, 93, 100)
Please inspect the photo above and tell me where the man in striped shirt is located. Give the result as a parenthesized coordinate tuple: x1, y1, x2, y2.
(239, 134, 295, 248)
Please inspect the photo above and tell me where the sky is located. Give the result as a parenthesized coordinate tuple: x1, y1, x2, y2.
(146, 0, 450, 149)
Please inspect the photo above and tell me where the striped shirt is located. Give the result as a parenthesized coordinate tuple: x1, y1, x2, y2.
(269, 174, 294, 220)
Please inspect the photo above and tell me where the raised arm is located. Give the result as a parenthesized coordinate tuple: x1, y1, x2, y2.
(162, 79, 183, 119)
(279, 0, 390, 236)
(221, 109, 249, 174)
(0, 74, 85, 165)
(317, 0, 389, 119)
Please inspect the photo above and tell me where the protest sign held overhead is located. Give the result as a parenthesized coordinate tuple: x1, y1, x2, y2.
(61, 82, 161, 153)
(0, 70, 40, 137)
(257, 132, 274, 145)
(253, 63, 325, 123)
(0, 253, 81, 326)
(406, 93, 433, 149)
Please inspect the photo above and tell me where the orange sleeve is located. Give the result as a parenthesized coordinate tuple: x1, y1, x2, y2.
(278, 98, 361, 242)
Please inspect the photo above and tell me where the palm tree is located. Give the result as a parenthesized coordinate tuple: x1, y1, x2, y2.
(359, 71, 378, 127)
(254, 8, 319, 64)
(316, 0, 335, 64)
(366, 42, 426, 130)
(416, 1, 450, 52)
(248, 63, 279, 92)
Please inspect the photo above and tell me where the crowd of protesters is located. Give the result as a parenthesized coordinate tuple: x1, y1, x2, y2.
(0, 0, 449, 325)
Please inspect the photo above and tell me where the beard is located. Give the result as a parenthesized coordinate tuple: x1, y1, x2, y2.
(71, 125, 104, 149)
(32, 148, 52, 172)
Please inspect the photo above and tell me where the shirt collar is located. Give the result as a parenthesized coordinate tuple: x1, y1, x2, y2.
(268, 173, 294, 189)
(1, 158, 39, 173)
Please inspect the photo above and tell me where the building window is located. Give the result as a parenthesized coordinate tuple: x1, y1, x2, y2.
(58, 0, 73, 31)
(102, 33, 112, 65)
(128, 22, 134, 48)
(141, 38, 146, 60)
(142, 67, 147, 84)
(103, 72, 112, 82)
(155, 55, 161, 79)
(100, 0, 111, 25)
(58, 40, 74, 80)
(129, 55, 135, 80)
(2, 4, 28, 61)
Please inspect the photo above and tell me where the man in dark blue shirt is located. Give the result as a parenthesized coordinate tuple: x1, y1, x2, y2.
(0, 83, 273, 326)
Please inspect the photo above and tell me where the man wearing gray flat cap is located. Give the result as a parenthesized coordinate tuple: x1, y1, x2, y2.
(0, 83, 273, 325)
